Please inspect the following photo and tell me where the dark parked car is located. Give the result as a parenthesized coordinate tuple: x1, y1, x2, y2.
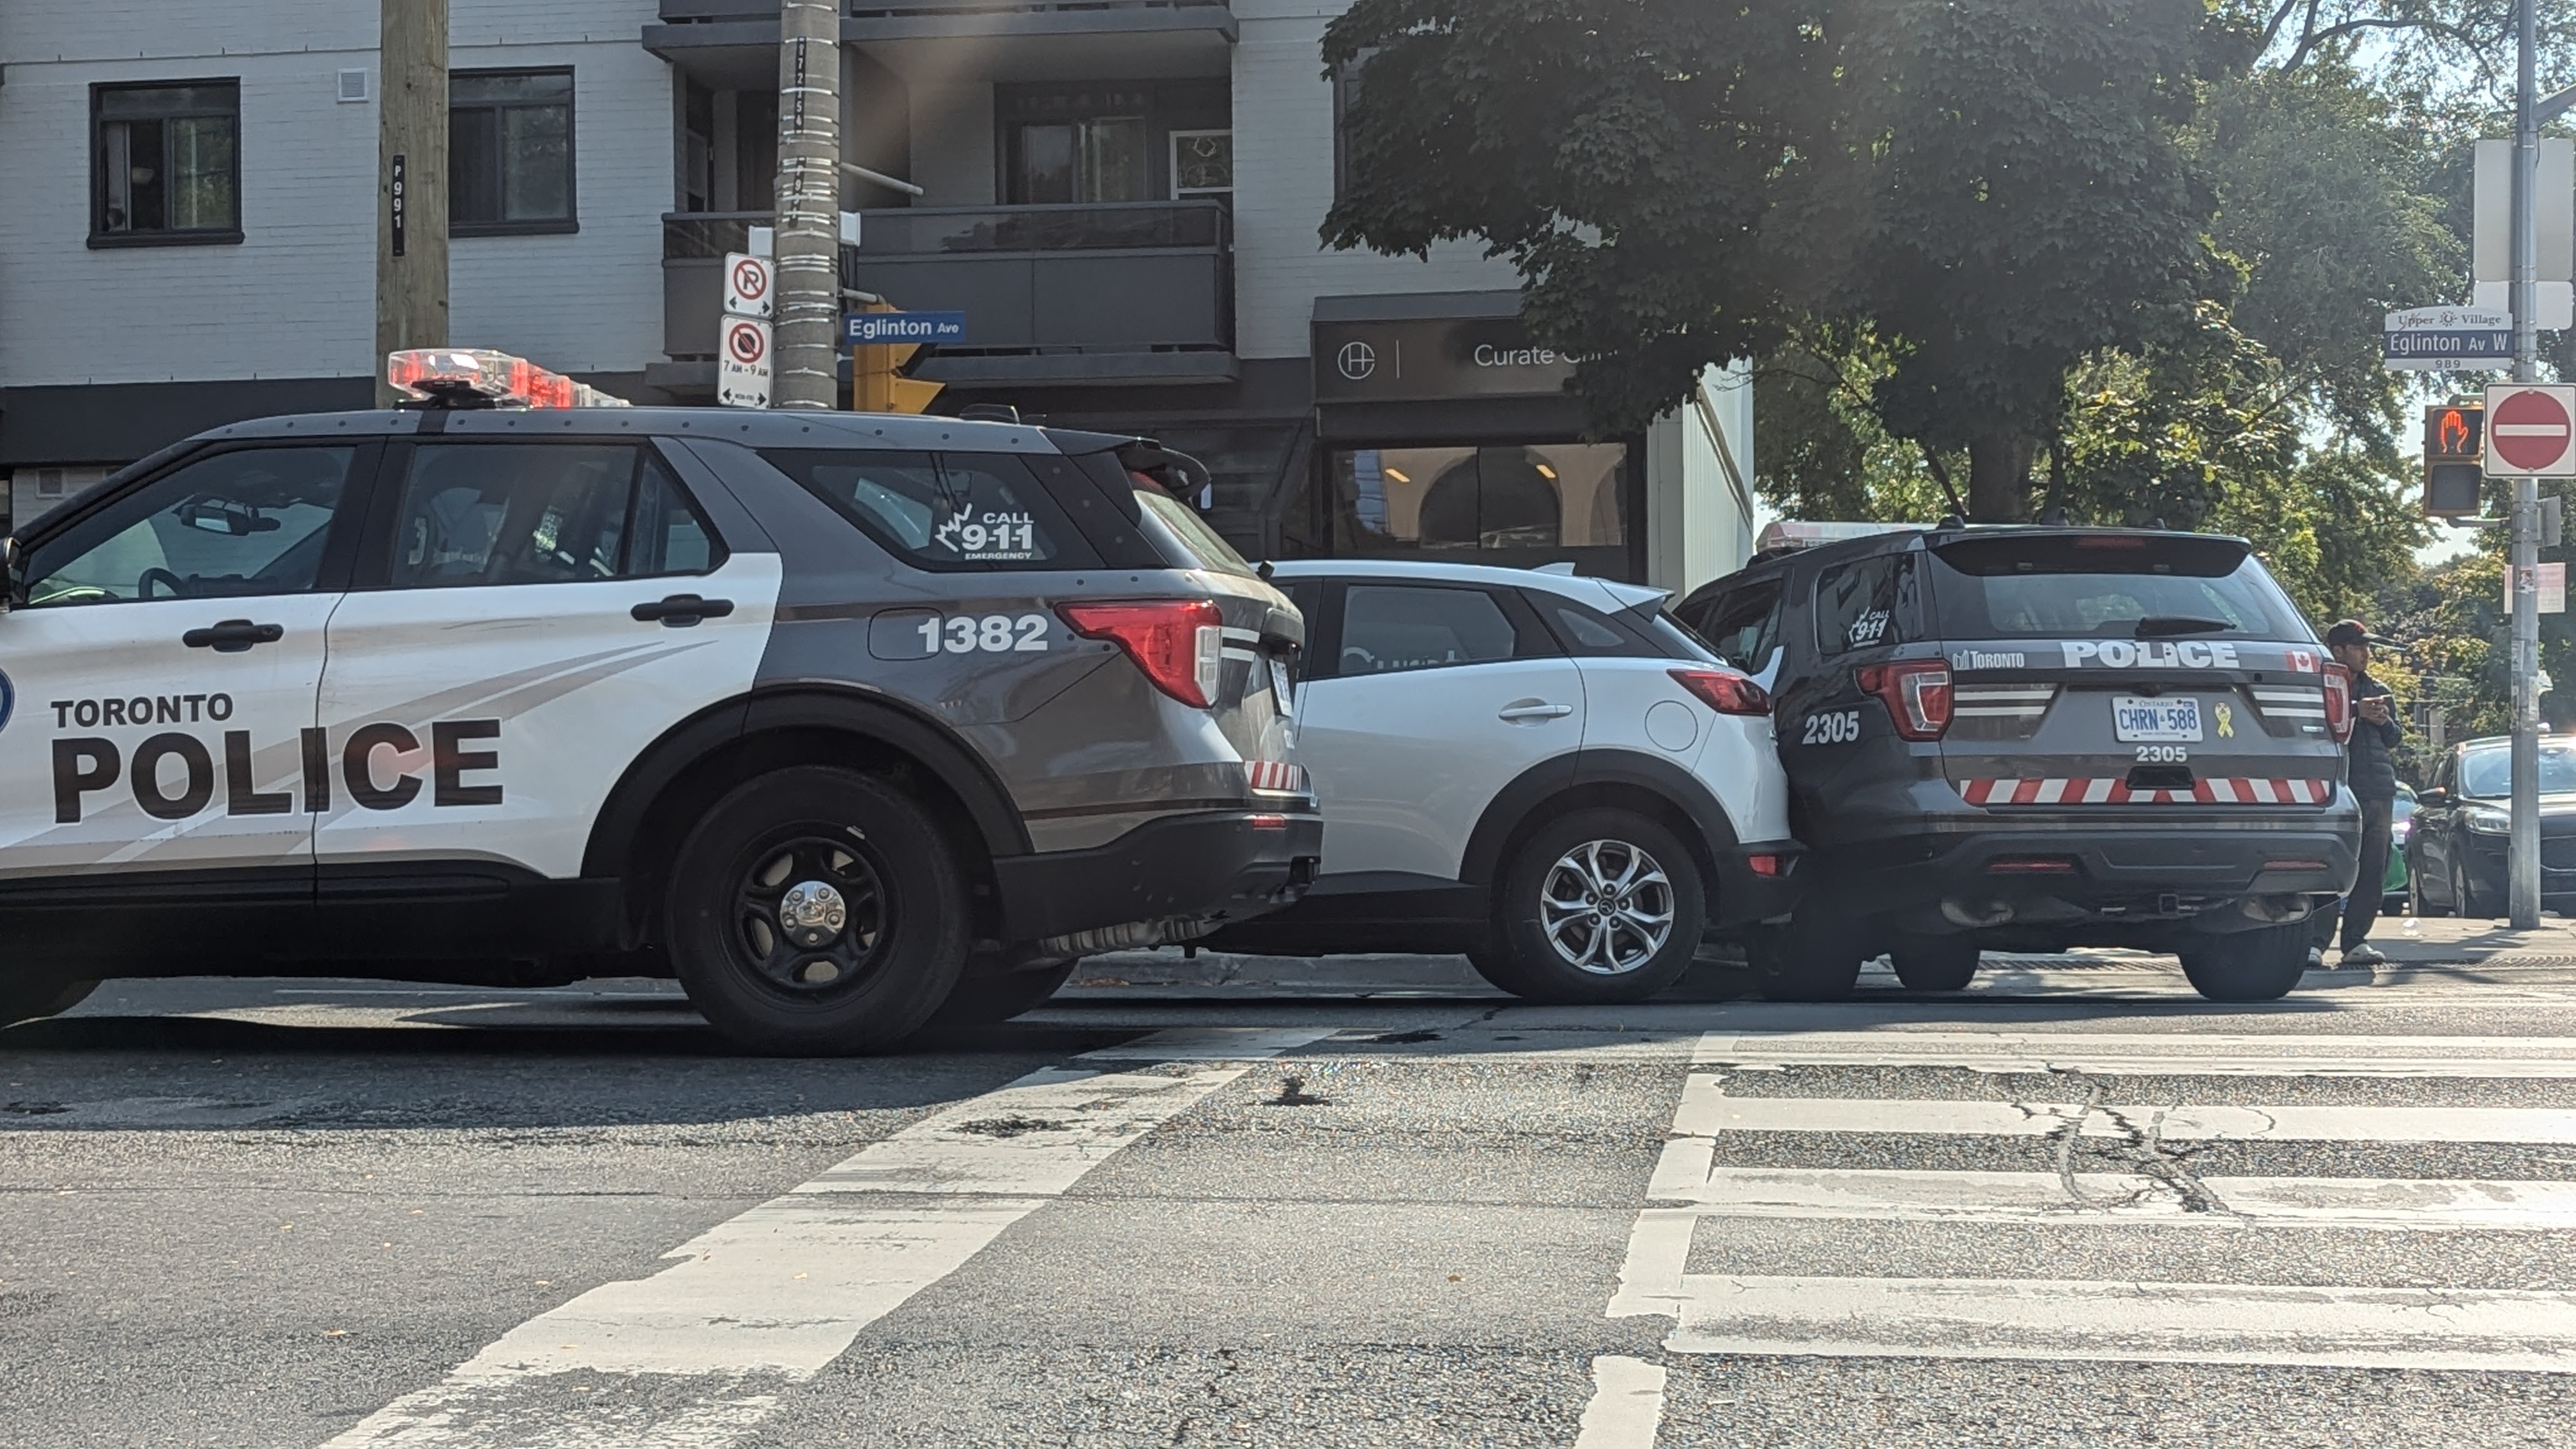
(2407, 737, 2576, 918)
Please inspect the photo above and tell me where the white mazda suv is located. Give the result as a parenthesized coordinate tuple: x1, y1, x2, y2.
(1203, 559, 1802, 1002)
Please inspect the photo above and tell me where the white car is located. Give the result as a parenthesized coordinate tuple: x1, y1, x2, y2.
(1204, 559, 1802, 1002)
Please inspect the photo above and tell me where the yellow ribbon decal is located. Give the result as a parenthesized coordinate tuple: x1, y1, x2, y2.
(2214, 701, 2235, 738)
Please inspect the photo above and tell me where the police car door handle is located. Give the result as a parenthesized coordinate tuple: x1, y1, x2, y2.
(631, 594, 735, 627)
(1498, 701, 1575, 722)
(181, 619, 284, 654)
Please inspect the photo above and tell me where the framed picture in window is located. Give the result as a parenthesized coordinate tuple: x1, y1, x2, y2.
(1170, 129, 1232, 199)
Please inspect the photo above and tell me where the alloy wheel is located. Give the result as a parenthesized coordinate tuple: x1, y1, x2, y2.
(1537, 839, 1676, 976)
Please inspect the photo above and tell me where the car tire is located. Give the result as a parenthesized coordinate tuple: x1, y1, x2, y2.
(0, 976, 96, 1029)
(2454, 857, 2494, 920)
(1749, 906, 1869, 1002)
(2178, 922, 2309, 1003)
(926, 959, 1081, 1027)
(1481, 809, 1706, 1004)
(665, 767, 971, 1055)
(1889, 937, 1980, 992)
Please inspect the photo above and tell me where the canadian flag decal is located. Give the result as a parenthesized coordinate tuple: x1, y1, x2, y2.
(2288, 649, 2317, 673)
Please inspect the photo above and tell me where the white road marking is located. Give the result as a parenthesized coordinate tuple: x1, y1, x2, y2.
(1671, 1087, 2576, 1144)
(1696, 1030, 2576, 1077)
(325, 1030, 1313, 1448)
(1075, 1025, 1347, 1060)
(1659, 1275, 2576, 1372)
(1647, 1165, 2576, 1230)
(1572, 1355, 1667, 1448)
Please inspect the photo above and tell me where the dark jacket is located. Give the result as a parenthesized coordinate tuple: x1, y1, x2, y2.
(2346, 665, 2402, 802)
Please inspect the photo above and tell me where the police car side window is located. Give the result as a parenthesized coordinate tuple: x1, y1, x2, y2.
(390, 443, 655, 588)
(26, 445, 354, 607)
(1339, 585, 1519, 675)
(627, 454, 723, 576)
(761, 449, 1099, 571)
(1696, 579, 1783, 671)
(1814, 555, 1908, 656)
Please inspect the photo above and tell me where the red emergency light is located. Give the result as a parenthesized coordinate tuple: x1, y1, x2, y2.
(385, 349, 629, 410)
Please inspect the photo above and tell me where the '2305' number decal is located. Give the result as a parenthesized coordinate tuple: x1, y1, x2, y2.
(1802, 709, 1862, 744)
(916, 613, 1050, 654)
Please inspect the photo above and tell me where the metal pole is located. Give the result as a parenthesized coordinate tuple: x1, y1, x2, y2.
(2512, 0, 2544, 928)
(772, 0, 839, 410)
(374, 0, 448, 406)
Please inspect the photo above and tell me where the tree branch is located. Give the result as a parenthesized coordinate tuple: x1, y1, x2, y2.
(2257, 0, 2306, 54)
(2281, 14, 2487, 73)
(1920, 447, 1969, 519)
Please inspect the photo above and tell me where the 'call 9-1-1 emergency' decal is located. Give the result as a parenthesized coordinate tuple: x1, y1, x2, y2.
(48, 696, 502, 824)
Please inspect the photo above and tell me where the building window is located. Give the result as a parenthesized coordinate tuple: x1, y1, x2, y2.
(999, 81, 1228, 206)
(1321, 442, 1634, 576)
(1330, 51, 1378, 202)
(1170, 130, 1232, 198)
(450, 69, 575, 234)
(91, 80, 241, 245)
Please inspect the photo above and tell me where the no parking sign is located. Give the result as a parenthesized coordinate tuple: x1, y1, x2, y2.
(718, 316, 772, 409)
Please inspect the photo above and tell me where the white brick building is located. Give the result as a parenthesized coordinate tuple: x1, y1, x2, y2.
(0, 0, 1755, 586)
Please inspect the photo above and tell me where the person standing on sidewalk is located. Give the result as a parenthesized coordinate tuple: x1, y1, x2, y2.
(2313, 620, 2402, 968)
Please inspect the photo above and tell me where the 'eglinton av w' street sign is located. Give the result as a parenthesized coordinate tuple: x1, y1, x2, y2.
(2386, 305, 2513, 371)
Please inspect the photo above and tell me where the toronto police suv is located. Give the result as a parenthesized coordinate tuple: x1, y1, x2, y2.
(1673, 522, 2361, 1002)
(0, 351, 1319, 1052)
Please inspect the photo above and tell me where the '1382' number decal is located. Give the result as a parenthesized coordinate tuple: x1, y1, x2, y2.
(916, 613, 1050, 654)
(1802, 709, 1862, 744)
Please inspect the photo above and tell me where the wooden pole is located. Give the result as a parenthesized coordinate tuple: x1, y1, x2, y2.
(375, 0, 449, 406)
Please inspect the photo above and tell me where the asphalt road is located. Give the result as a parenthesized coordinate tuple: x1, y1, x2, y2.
(8, 952, 2576, 1446)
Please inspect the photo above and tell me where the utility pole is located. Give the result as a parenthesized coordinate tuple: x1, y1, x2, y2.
(2511, 0, 2544, 928)
(374, 0, 448, 407)
(772, 0, 840, 410)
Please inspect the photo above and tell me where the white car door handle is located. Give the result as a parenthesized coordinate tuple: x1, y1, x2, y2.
(1498, 702, 1575, 722)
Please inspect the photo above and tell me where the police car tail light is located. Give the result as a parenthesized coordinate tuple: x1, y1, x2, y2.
(1670, 669, 1771, 716)
(386, 349, 631, 409)
(1856, 660, 1952, 740)
(1060, 599, 1225, 709)
(2320, 662, 2355, 744)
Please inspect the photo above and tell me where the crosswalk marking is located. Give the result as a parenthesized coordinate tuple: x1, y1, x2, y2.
(1695, 1030, 2576, 1077)
(1660, 1275, 2576, 1372)
(1604, 1029, 2576, 1399)
(1669, 1082, 2576, 1143)
(326, 1027, 1317, 1448)
(1646, 1166, 2576, 1230)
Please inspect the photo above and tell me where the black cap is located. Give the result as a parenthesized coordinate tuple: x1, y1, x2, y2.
(2326, 620, 2370, 648)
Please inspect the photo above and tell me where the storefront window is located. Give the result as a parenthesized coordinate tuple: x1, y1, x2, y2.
(1323, 443, 1629, 572)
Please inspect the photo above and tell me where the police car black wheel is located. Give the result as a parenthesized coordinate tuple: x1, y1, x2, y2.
(1749, 907, 1869, 1002)
(1889, 937, 1980, 992)
(0, 976, 96, 1029)
(926, 959, 1081, 1027)
(666, 767, 971, 1055)
(1484, 810, 1705, 1004)
(2177, 922, 2308, 1003)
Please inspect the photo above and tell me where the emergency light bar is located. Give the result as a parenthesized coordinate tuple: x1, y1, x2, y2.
(1753, 520, 1926, 555)
(386, 349, 631, 410)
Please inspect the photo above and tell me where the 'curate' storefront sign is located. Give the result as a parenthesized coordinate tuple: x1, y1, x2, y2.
(1313, 316, 1581, 402)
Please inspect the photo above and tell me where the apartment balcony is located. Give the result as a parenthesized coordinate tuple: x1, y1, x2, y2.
(659, 201, 1234, 392)
(646, 0, 1232, 87)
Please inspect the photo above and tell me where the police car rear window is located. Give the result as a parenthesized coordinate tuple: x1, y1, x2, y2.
(1926, 535, 2299, 640)
(760, 450, 1098, 571)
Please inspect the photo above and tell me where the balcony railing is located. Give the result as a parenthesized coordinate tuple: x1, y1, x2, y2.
(658, 0, 1226, 21)
(663, 202, 1232, 361)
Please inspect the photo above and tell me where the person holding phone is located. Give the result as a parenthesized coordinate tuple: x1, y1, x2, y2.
(2313, 620, 2402, 967)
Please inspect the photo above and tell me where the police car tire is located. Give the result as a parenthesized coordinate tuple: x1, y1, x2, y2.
(926, 959, 1081, 1027)
(1889, 937, 1980, 992)
(2178, 922, 2309, 1003)
(666, 767, 971, 1055)
(0, 976, 96, 1029)
(1483, 810, 1705, 1004)
(1749, 908, 1867, 1002)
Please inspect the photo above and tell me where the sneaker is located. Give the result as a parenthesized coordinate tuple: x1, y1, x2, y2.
(2305, 947, 2326, 969)
(2340, 944, 2388, 967)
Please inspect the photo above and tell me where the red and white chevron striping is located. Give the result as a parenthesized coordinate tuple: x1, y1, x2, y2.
(1959, 778, 2335, 806)
(1245, 760, 1307, 793)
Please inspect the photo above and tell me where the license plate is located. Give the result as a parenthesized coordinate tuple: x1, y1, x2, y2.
(1271, 657, 1296, 719)
(2112, 695, 2202, 742)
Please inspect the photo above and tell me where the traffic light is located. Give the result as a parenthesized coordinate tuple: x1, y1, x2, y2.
(2426, 400, 2485, 515)
(850, 302, 943, 415)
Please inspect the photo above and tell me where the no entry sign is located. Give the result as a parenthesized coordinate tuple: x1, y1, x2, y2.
(2485, 384, 2576, 475)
